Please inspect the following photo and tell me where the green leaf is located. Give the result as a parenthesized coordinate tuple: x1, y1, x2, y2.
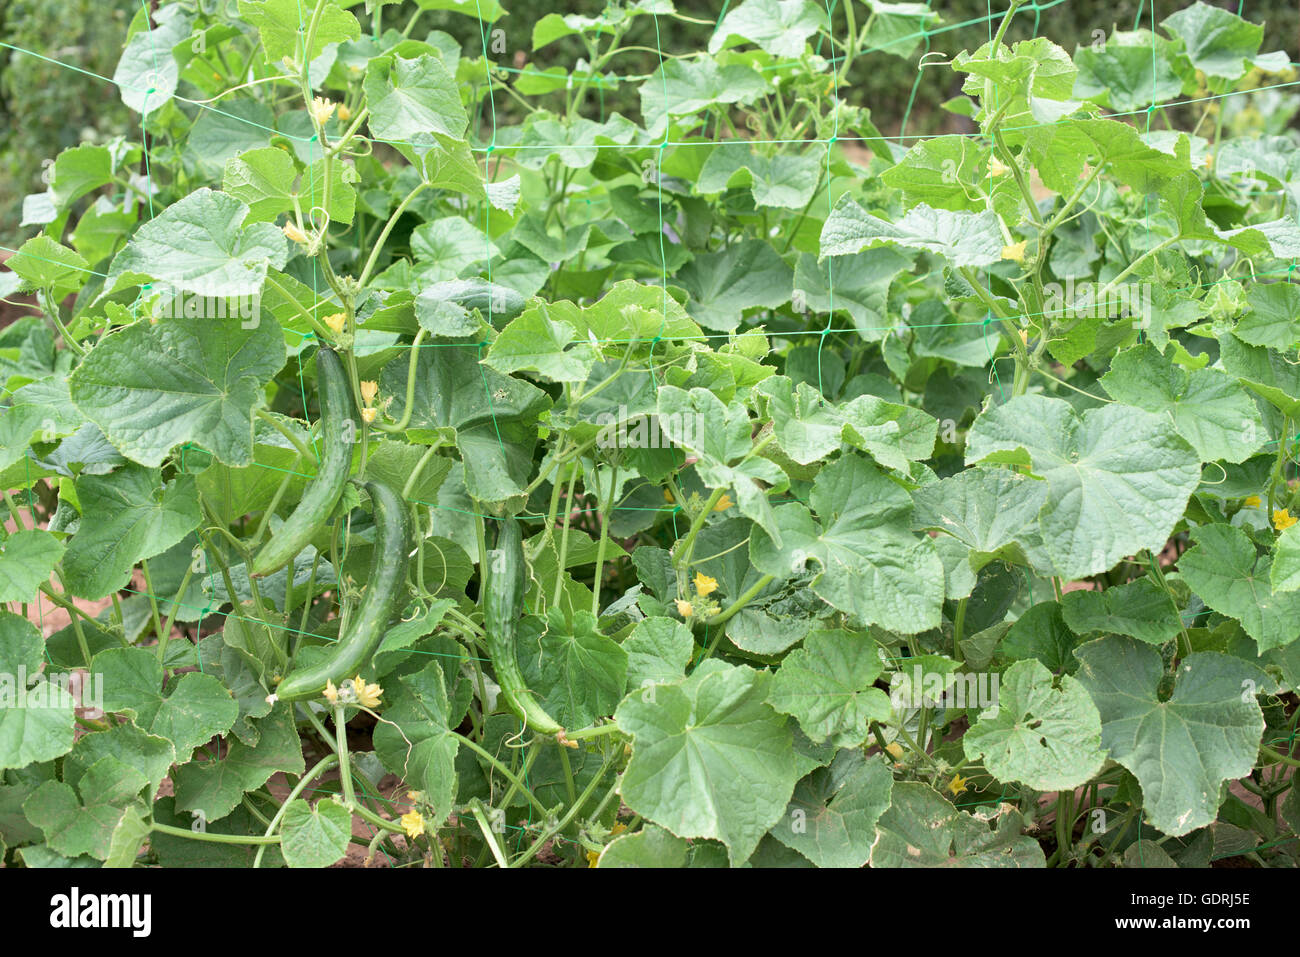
(172, 705, 304, 822)
(1060, 578, 1184, 645)
(751, 454, 944, 634)
(768, 629, 892, 745)
(24, 757, 148, 860)
(676, 241, 793, 332)
(112, 7, 193, 114)
(1237, 282, 1300, 350)
(615, 662, 797, 864)
(93, 647, 238, 756)
(69, 314, 286, 469)
(1271, 524, 1300, 594)
(963, 658, 1106, 790)
(1161, 1, 1269, 81)
(237, 0, 361, 62)
(0, 616, 77, 772)
(709, 0, 828, 57)
(1075, 637, 1266, 836)
(639, 59, 767, 136)
(793, 247, 912, 340)
(820, 196, 1003, 266)
(623, 617, 694, 693)
(1178, 524, 1300, 652)
(518, 611, 628, 730)
(1073, 30, 1183, 111)
(6, 236, 90, 298)
(223, 147, 299, 222)
(965, 395, 1201, 578)
(64, 720, 176, 798)
(1100, 343, 1263, 463)
(769, 750, 893, 868)
(280, 799, 352, 868)
(60, 466, 200, 599)
(104, 188, 289, 298)
(365, 54, 468, 142)
(596, 824, 692, 867)
(697, 144, 824, 209)
(998, 600, 1081, 675)
(373, 660, 459, 825)
(1218, 334, 1300, 419)
(912, 467, 1042, 571)
(0, 529, 64, 603)
(870, 782, 1045, 867)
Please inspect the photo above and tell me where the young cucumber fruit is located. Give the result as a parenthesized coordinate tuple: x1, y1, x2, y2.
(483, 517, 564, 735)
(273, 478, 410, 703)
(250, 346, 355, 578)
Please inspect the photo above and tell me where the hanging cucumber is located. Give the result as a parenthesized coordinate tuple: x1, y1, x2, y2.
(483, 517, 564, 735)
(251, 346, 355, 578)
(272, 478, 410, 703)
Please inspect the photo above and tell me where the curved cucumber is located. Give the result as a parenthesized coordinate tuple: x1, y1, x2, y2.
(274, 478, 410, 702)
(251, 346, 355, 578)
(483, 517, 564, 735)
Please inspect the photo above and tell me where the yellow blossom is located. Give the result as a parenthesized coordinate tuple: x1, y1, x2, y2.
(323, 312, 346, 335)
(693, 572, 718, 597)
(885, 742, 904, 761)
(337, 103, 352, 122)
(1274, 509, 1297, 532)
(1244, 495, 1261, 507)
(360, 380, 379, 405)
(587, 850, 600, 867)
(283, 222, 308, 245)
(947, 773, 969, 797)
(360, 407, 377, 424)
(1001, 240, 1027, 263)
(348, 676, 382, 708)
(713, 493, 734, 512)
(987, 156, 1009, 177)
(400, 810, 426, 839)
(322, 679, 339, 705)
(663, 488, 675, 503)
(310, 96, 336, 126)
(610, 822, 627, 837)
(675, 598, 694, 619)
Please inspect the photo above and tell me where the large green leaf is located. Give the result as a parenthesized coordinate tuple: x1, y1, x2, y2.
(767, 629, 892, 746)
(709, 0, 828, 57)
(61, 466, 201, 599)
(1178, 524, 1300, 652)
(373, 660, 459, 825)
(820, 197, 1003, 266)
(365, 54, 468, 141)
(1073, 636, 1265, 836)
(171, 705, 304, 822)
(0, 529, 64, 604)
(24, 758, 148, 860)
(965, 395, 1201, 578)
(963, 658, 1106, 790)
(280, 799, 351, 868)
(675, 241, 793, 332)
(0, 614, 77, 772)
(870, 782, 1045, 867)
(104, 188, 289, 298)
(615, 662, 797, 864)
(69, 314, 287, 469)
(768, 751, 893, 868)
(237, 0, 360, 62)
(912, 467, 1042, 571)
(517, 611, 627, 730)
(750, 454, 944, 634)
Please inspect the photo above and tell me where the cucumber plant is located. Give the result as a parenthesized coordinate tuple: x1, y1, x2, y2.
(1, 0, 1299, 869)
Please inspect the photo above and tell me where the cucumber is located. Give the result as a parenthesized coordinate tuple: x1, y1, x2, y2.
(251, 346, 354, 578)
(483, 517, 564, 735)
(273, 478, 410, 702)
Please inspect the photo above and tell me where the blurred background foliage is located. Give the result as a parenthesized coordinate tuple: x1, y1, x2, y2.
(2, 0, 1298, 237)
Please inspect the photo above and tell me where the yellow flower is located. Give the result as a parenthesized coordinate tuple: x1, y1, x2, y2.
(322, 679, 339, 705)
(360, 380, 379, 406)
(1244, 495, 1262, 507)
(713, 493, 734, 512)
(1274, 509, 1297, 532)
(675, 598, 694, 619)
(407, 791, 423, 803)
(323, 312, 346, 335)
(360, 407, 377, 424)
(987, 156, 1009, 177)
(349, 676, 383, 708)
(693, 572, 718, 597)
(610, 822, 627, 837)
(947, 773, 969, 797)
(885, 742, 904, 761)
(1001, 240, 1027, 263)
(337, 103, 352, 122)
(587, 849, 600, 867)
(282, 222, 308, 245)
(310, 96, 336, 126)
(663, 488, 675, 503)
(400, 810, 426, 839)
